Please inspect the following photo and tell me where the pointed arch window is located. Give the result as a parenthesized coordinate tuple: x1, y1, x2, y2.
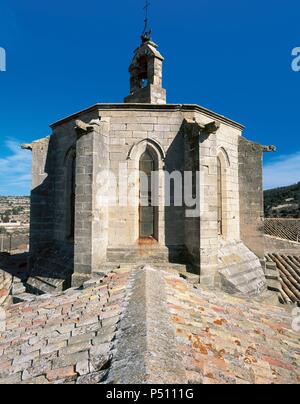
(217, 157, 223, 236)
(65, 150, 76, 241)
(139, 150, 156, 239)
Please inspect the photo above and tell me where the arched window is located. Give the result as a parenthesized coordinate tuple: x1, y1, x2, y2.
(128, 139, 164, 243)
(217, 157, 223, 236)
(66, 150, 76, 241)
(139, 150, 156, 239)
(138, 56, 149, 88)
(217, 148, 230, 238)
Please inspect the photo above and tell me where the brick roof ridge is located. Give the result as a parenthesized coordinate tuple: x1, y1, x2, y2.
(106, 265, 187, 384)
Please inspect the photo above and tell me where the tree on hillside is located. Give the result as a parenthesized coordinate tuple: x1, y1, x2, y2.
(264, 182, 300, 218)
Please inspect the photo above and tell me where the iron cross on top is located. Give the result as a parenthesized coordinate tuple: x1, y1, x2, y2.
(142, 0, 152, 40)
(144, 0, 150, 17)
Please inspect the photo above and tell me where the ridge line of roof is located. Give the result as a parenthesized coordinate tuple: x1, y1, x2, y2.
(106, 266, 187, 384)
(50, 103, 245, 131)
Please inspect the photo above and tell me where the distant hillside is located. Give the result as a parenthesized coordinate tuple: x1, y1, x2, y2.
(264, 182, 300, 218)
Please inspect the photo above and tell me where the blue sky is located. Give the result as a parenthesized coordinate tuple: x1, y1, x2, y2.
(0, 0, 299, 195)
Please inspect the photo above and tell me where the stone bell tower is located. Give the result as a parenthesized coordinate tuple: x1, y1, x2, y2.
(124, 36, 167, 105)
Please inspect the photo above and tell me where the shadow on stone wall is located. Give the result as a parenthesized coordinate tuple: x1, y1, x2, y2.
(164, 129, 187, 264)
(0, 252, 29, 282)
(29, 136, 75, 283)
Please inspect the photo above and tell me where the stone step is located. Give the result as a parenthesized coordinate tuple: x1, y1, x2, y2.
(265, 268, 280, 281)
(267, 278, 282, 292)
(106, 247, 170, 263)
(238, 276, 267, 297)
(219, 267, 266, 295)
(220, 272, 266, 296)
(266, 261, 277, 271)
(219, 259, 262, 279)
(25, 276, 67, 296)
(11, 281, 26, 295)
(98, 262, 200, 284)
(106, 244, 188, 265)
(224, 266, 264, 284)
(28, 247, 74, 296)
(218, 240, 267, 297)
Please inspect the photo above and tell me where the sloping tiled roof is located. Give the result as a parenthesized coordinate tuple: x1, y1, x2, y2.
(0, 271, 128, 384)
(265, 253, 300, 305)
(164, 271, 300, 384)
(0, 266, 299, 384)
(264, 219, 300, 242)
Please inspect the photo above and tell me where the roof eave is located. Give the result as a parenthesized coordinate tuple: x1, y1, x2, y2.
(50, 103, 245, 131)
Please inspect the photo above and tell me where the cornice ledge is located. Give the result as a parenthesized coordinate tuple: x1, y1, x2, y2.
(182, 118, 221, 138)
(75, 118, 103, 137)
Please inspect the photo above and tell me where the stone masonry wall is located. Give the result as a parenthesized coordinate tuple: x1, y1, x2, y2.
(30, 104, 246, 280)
(187, 110, 243, 285)
(30, 137, 54, 254)
(199, 128, 218, 285)
(73, 118, 110, 279)
(238, 138, 265, 259)
(51, 109, 100, 249)
(98, 108, 186, 250)
(216, 124, 241, 241)
(184, 123, 200, 270)
(91, 119, 110, 272)
(51, 121, 77, 245)
(265, 235, 300, 255)
(98, 106, 242, 265)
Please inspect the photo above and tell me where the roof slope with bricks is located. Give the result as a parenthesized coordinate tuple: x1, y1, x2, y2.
(265, 253, 300, 305)
(264, 219, 300, 243)
(0, 271, 128, 384)
(164, 271, 300, 384)
(0, 266, 299, 384)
